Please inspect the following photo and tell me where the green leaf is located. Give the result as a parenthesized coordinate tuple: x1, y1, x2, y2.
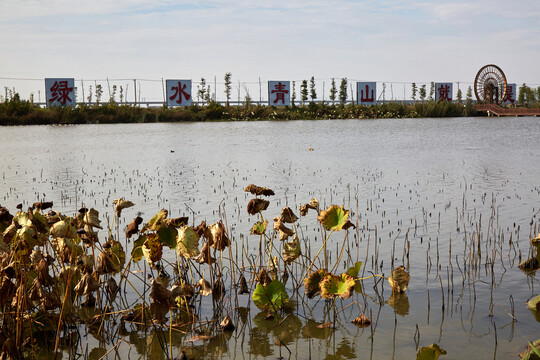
(528, 295, 540, 312)
(416, 344, 447, 360)
(346, 261, 363, 278)
(131, 235, 146, 263)
(320, 273, 355, 300)
(176, 226, 200, 259)
(250, 220, 268, 236)
(252, 280, 289, 312)
(157, 226, 177, 249)
(317, 205, 350, 231)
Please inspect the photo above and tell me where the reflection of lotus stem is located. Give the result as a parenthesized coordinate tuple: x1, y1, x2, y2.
(302, 230, 334, 281)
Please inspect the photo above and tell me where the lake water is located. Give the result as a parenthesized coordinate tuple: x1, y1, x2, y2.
(1, 117, 540, 359)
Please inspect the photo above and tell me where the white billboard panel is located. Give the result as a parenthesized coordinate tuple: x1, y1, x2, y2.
(268, 81, 290, 106)
(166, 80, 192, 106)
(435, 83, 453, 102)
(45, 78, 75, 107)
(357, 82, 376, 105)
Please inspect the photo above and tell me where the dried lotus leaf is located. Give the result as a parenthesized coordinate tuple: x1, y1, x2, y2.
(247, 198, 270, 215)
(388, 266, 410, 293)
(244, 184, 275, 196)
(126, 216, 143, 239)
(176, 226, 200, 259)
(74, 272, 100, 296)
(196, 278, 213, 297)
(84, 208, 103, 229)
(280, 207, 298, 223)
(209, 221, 230, 251)
(112, 198, 135, 217)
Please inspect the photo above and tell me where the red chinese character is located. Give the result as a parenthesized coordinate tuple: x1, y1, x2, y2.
(360, 84, 374, 103)
(169, 82, 191, 104)
(438, 84, 451, 101)
(502, 85, 515, 104)
(271, 82, 289, 104)
(49, 81, 73, 105)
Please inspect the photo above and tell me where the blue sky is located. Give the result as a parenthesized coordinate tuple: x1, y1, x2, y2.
(1, 0, 539, 102)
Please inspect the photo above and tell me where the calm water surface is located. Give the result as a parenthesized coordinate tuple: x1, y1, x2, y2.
(1, 117, 540, 359)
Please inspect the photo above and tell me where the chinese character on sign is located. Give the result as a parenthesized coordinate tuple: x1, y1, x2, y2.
(268, 81, 290, 106)
(502, 83, 516, 105)
(435, 83, 453, 102)
(356, 82, 376, 105)
(45, 78, 75, 107)
(166, 80, 192, 106)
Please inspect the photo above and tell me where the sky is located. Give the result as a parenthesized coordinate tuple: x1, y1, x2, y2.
(1, 0, 539, 102)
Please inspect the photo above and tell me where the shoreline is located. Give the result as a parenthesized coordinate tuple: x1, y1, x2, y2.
(1, 99, 483, 126)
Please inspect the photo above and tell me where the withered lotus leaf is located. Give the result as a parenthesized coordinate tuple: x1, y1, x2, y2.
(388, 266, 410, 293)
(247, 198, 270, 215)
(37, 258, 54, 286)
(126, 216, 143, 239)
(96, 240, 126, 274)
(194, 221, 212, 241)
(195, 241, 215, 265)
(0, 206, 13, 225)
(74, 272, 100, 296)
(220, 314, 235, 331)
(14, 211, 32, 227)
(319, 273, 355, 300)
(40, 291, 61, 311)
(238, 275, 249, 294)
(309, 198, 320, 209)
(33, 201, 53, 211)
(317, 205, 350, 232)
(244, 184, 275, 197)
(299, 204, 312, 216)
(50, 218, 76, 239)
(283, 236, 301, 264)
(29, 278, 45, 302)
(176, 226, 200, 259)
(280, 207, 298, 224)
(83, 208, 103, 229)
(352, 315, 371, 328)
(0, 277, 16, 306)
(250, 220, 268, 236)
(150, 279, 173, 307)
(76, 254, 94, 274)
(141, 209, 168, 232)
(52, 237, 83, 264)
(213, 280, 225, 301)
(416, 344, 447, 360)
(209, 221, 230, 251)
(196, 278, 212, 296)
(142, 233, 163, 267)
(12, 284, 31, 311)
(304, 269, 329, 299)
(2, 223, 17, 244)
(273, 217, 294, 241)
(112, 198, 135, 217)
(162, 217, 189, 228)
(257, 268, 272, 286)
(31, 210, 49, 235)
(15, 225, 38, 248)
(131, 235, 146, 263)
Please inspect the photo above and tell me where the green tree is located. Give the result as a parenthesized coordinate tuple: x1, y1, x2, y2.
(518, 83, 527, 105)
(87, 85, 93, 104)
(95, 84, 103, 105)
(291, 81, 296, 106)
(301, 80, 308, 105)
(428, 82, 434, 101)
(456, 87, 462, 104)
(339, 78, 348, 105)
(224, 72, 232, 106)
(466, 86, 473, 106)
(330, 78, 337, 105)
(198, 78, 207, 104)
(419, 84, 426, 102)
(411, 82, 417, 102)
(309, 76, 317, 104)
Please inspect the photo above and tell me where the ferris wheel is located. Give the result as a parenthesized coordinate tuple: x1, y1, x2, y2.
(474, 64, 507, 104)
